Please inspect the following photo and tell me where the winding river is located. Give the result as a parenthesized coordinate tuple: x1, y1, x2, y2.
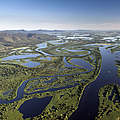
(1, 42, 119, 119)
(0, 63, 93, 104)
(0, 48, 94, 104)
(69, 45, 120, 120)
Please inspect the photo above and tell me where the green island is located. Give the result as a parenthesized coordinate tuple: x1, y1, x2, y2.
(0, 31, 120, 120)
(0, 32, 102, 120)
(96, 84, 120, 120)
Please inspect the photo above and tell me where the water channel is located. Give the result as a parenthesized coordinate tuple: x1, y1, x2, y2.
(69, 45, 120, 120)
(0, 43, 120, 119)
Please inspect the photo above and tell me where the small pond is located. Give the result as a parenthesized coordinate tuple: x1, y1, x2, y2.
(18, 96, 52, 119)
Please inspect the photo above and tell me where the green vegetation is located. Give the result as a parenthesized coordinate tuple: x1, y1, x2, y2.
(96, 84, 120, 120)
(0, 36, 102, 120)
(32, 86, 82, 120)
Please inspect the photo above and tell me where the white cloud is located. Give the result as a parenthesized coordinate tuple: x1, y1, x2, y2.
(0, 21, 120, 30)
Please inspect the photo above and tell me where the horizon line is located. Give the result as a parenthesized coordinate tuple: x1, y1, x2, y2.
(1, 29, 120, 31)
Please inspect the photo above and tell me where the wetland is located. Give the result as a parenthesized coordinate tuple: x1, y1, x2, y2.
(0, 31, 120, 120)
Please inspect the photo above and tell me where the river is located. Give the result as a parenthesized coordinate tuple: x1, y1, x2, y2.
(1, 43, 119, 119)
(69, 45, 120, 120)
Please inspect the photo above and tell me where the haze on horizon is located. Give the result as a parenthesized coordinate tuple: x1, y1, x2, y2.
(0, 0, 120, 30)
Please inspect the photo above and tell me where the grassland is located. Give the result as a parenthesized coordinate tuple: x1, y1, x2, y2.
(96, 84, 120, 120)
(0, 39, 102, 120)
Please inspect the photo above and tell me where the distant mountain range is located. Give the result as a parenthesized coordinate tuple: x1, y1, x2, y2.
(0, 29, 95, 34)
(0, 29, 120, 49)
(1, 29, 120, 36)
(0, 31, 57, 48)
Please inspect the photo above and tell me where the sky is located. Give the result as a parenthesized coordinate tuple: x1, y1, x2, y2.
(0, 0, 120, 30)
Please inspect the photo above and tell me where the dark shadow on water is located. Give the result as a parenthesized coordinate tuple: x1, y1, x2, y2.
(18, 96, 52, 119)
